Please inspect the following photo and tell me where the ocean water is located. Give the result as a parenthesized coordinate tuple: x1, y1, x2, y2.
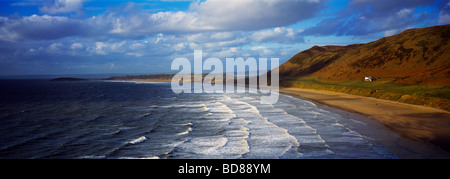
(0, 79, 397, 159)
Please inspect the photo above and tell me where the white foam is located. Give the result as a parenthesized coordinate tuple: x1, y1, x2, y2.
(219, 119, 251, 158)
(77, 155, 106, 159)
(225, 127, 249, 138)
(183, 122, 193, 126)
(78, 155, 159, 159)
(128, 136, 147, 145)
(176, 136, 229, 158)
(176, 127, 192, 136)
(117, 156, 160, 159)
(208, 102, 234, 114)
(202, 101, 236, 121)
(283, 94, 317, 107)
(218, 96, 302, 158)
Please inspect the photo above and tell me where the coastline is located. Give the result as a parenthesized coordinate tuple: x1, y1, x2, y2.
(105, 78, 450, 158)
(280, 87, 450, 158)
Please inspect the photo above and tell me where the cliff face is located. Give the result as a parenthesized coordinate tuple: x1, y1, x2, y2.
(279, 25, 450, 85)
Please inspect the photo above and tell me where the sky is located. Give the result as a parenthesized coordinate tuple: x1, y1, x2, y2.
(0, 0, 449, 76)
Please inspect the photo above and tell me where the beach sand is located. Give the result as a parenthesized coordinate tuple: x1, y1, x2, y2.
(280, 87, 450, 159)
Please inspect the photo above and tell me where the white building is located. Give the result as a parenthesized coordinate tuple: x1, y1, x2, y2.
(364, 77, 373, 81)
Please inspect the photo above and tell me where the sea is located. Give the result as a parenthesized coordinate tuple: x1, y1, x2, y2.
(0, 79, 398, 159)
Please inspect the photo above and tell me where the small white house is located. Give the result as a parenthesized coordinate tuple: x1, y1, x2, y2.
(364, 76, 373, 81)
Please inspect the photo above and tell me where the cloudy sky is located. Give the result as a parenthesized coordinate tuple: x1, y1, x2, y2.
(0, 0, 449, 76)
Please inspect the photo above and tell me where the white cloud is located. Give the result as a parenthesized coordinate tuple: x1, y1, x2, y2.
(154, 33, 164, 44)
(210, 32, 235, 40)
(188, 42, 199, 50)
(185, 31, 240, 43)
(305, 0, 436, 37)
(174, 43, 186, 51)
(129, 42, 145, 50)
(383, 26, 415, 37)
(39, 0, 85, 14)
(381, 8, 415, 29)
(396, 8, 413, 18)
(86, 0, 325, 37)
(93, 41, 126, 55)
(186, 33, 208, 42)
(202, 37, 247, 48)
(0, 0, 326, 42)
(70, 43, 84, 50)
(251, 27, 303, 43)
(209, 47, 240, 59)
(250, 46, 274, 55)
(150, 11, 201, 32)
(126, 52, 145, 57)
(438, 2, 450, 25)
(0, 17, 21, 42)
(0, 14, 86, 41)
(191, 0, 324, 31)
(94, 42, 107, 55)
(47, 43, 64, 52)
(438, 13, 450, 25)
(384, 29, 399, 37)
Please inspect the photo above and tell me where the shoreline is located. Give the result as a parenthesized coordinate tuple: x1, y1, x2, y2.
(105, 79, 450, 158)
(280, 87, 450, 158)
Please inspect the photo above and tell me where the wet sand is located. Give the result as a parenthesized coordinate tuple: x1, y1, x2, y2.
(280, 87, 450, 159)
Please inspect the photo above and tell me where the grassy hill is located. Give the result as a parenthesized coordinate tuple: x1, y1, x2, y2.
(279, 25, 450, 111)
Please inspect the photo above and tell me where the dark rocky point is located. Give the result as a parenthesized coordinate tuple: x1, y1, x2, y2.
(50, 77, 89, 81)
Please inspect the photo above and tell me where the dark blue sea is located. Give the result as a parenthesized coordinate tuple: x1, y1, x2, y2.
(0, 79, 398, 159)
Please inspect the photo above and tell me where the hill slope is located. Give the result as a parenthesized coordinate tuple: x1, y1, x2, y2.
(279, 25, 450, 85)
(278, 25, 450, 111)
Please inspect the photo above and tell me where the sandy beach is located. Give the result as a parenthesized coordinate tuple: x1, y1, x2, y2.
(280, 87, 450, 158)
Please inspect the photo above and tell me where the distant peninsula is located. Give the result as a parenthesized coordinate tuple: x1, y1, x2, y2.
(50, 77, 89, 81)
(104, 74, 174, 82)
